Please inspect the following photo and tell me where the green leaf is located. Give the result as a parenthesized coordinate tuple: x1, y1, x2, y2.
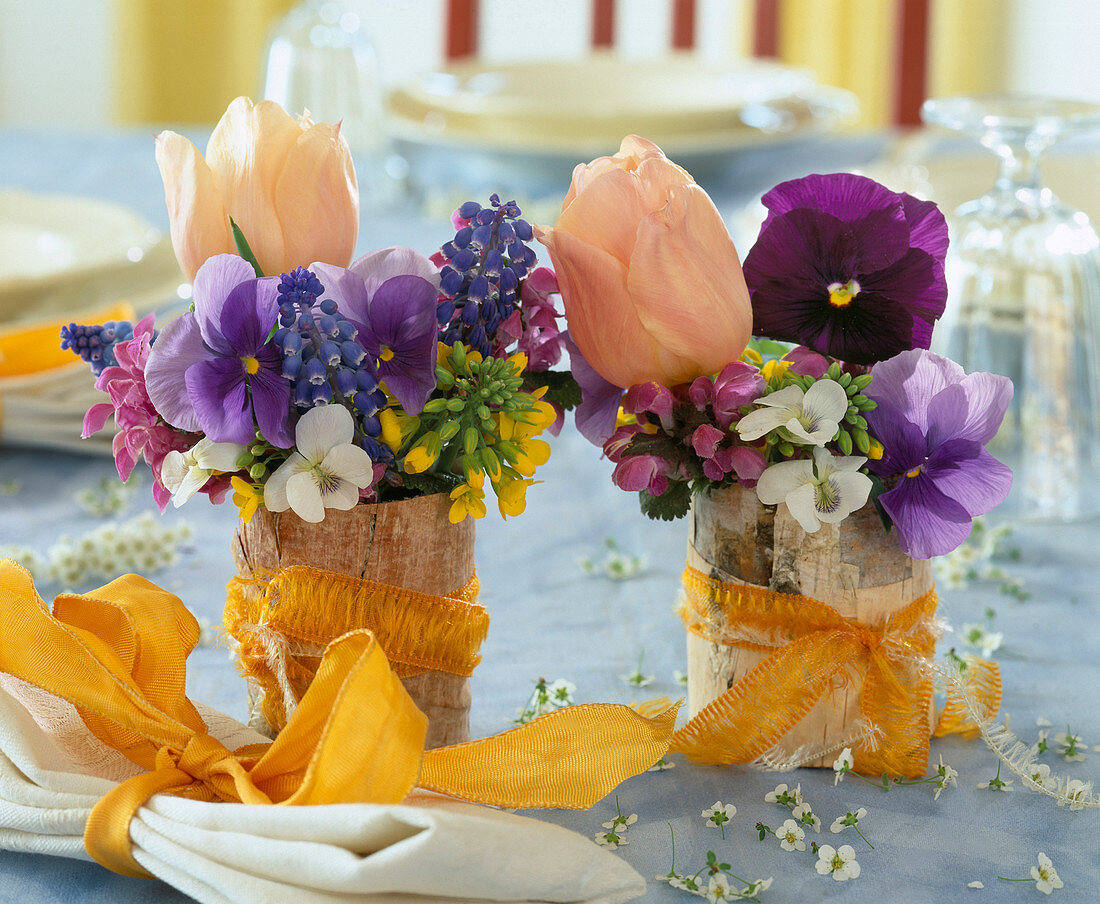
(230, 217, 264, 277)
(521, 370, 584, 411)
(638, 481, 692, 521)
(400, 470, 461, 497)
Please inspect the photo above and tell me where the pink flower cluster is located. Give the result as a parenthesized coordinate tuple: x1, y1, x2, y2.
(81, 313, 228, 511)
(603, 362, 769, 496)
(495, 267, 567, 372)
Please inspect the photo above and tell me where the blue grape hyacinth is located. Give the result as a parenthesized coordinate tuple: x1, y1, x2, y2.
(437, 194, 538, 357)
(274, 267, 391, 462)
(60, 320, 141, 376)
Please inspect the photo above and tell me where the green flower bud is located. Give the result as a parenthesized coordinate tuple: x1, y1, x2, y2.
(836, 429, 853, 455)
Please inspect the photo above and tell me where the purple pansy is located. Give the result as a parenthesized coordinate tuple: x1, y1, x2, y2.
(145, 254, 293, 447)
(864, 349, 1013, 559)
(313, 247, 440, 416)
(743, 173, 949, 365)
(565, 331, 624, 446)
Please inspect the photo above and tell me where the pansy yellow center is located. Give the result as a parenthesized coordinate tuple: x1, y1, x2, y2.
(905, 465, 922, 478)
(827, 279, 861, 308)
(379, 346, 395, 362)
(241, 356, 260, 375)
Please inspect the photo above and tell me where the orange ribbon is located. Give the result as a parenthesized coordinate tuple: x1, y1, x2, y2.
(668, 565, 998, 778)
(0, 560, 678, 879)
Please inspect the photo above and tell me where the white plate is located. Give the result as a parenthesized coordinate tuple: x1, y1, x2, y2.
(387, 53, 858, 156)
(0, 190, 162, 287)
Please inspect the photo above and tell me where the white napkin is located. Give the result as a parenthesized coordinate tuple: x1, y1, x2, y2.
(0, 677, 645, 904)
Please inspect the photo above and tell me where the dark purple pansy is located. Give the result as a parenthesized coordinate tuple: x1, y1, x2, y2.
(743, 173, 949, 365)
(144, 254, 293, 447)
(864, 349, 1013, 559)
(564, 331, 623, 446)
(313, 247, 440, 416)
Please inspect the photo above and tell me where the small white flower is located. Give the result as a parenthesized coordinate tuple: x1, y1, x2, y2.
(1036, 717, 1053, 728)
(738, 380, 849, 447)
(1059, 778, 1091, 810)
(706, 873, 733, 903)
(740, 877, 774, 896)
(977, 775, 1013, 792)
(775, 818, 806, 852)
(833, 747, 854, 785)
(792, 802, 821, 833)
(960, 623, 1003, 657)
(648, 756, 676, 772)
(263, 405, 374, 523)
(702, 801, 737, 831)
(765, 782, 802, 806)
(620, 669, 655, 688)
(1025, 763, 1053, 791)
(601, 813, 637, 831)
(815, 844, 861, 881)
(545, 679, 575, 706)
(755, 447, 872, 533)
(1054, 730, 1086, 762)
(830, 807, 867, 834)
(673, 669, 688, 686)
(934, 755, 959, 800)
(968, 880, 984, 889)
(594, 830, 626, 850)
(1030, 853, 1063, 895)
(161, 437, 248, 507)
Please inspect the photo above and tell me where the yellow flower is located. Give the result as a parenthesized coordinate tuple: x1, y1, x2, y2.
(741, 347, 764, 366)
(448, 471, 487, 523)
(403, 431, 441, 474)
(230, 476, 263, 524)
(495, 476, 539, 519)
(867, 438, 885, 460)
(378, 408, 404, 453)
(761, 358, 791, 383)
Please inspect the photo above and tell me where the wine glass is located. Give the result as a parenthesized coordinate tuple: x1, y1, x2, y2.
(262, 0, 404, 209)
(921, 94, 1100, 521)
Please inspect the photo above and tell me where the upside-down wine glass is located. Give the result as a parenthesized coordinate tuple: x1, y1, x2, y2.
(921, 94, 1100, 521)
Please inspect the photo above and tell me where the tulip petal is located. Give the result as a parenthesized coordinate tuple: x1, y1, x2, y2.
(206, 97, 300, 278)
(144, 314, 206, 432)
(555, 167, 648, 265)
(627, 184, 752, 377)
(276, 121, 358, 270)
(155, 131, 233, 280)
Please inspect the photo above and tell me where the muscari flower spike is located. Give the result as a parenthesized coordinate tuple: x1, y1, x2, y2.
(273, 267, 391, 462)
(61, 320, 144, 376)
(437, 194, 538, 357)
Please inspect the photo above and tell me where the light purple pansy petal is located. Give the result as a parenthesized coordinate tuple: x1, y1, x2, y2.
(185, 357, 254, 445)
(311, 261, 371, 338)
(760, 172, 907, 228)
(348, 246, 442, 301)
(143, 314, 206, 432)
(924, 440, 1013, 517)
(191, 254, 256, 355)
(866, 349, 965, 435)
(566, 331, 623, 446)
(879, 472, 974, 559)
(218, 277, 279, 355)
(367, 275, 439, 414)
(864, 399, 927, 477)
(925, 372, 1013, 448)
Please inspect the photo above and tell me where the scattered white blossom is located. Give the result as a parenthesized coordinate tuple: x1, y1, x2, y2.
(1054, 730, 1086, 762)
(648, 756, 676, 772)
(833, 747, 854, 785)
(594, 829, 626, 850)
(739, 877, 774, 897)
(815, 844, 861, 881)
(602, 811, 637, 833)
(578, 538, 647, 580)
(514, 677, 575, 724)
(621, 649, 654, 688)
(968, 881, 984, 889)
(705, 873, 733, 903)
(791, 802, 820, 833)
(673, 669, 688, 686)
(1025, 763, 1054, 791)
(830, 808, 868, 835)
(765, 783, 802, 806)
(1036, 717, 1053, 728)
(775, 818, 806, 852)
(960, 623, 1004, 658)
(977, 763, 1013, 792)
(934, 755, 959, 800)
(701, 801, 737, 838)
(1030, 854, 1064, 895)
(1060, 779, 1091, 811)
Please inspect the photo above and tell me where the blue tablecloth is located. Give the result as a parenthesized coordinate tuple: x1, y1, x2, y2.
(1, 128, 1097, 903)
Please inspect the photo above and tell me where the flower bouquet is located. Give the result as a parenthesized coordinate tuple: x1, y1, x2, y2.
(538, 137, 1012, 775)
(61, 98, 570, 745)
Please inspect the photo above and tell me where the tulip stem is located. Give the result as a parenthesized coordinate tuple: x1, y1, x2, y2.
(231, 217, 265, 278)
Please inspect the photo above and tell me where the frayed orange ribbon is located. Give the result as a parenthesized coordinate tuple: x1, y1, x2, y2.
(669, 565, 999, 777)
(0, 560, 678, 879)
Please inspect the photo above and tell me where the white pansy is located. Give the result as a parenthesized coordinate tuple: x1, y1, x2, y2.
(775, 818, 806, 852)
(815, 844, 861, 881)
(756, 446, 872, 533)
(833, 747, 854, 785)
(737, 379, 849, 447)
(161, 437, 247, 507)
(1031, 853, 1064, 895)
(264, 406, 373, 523)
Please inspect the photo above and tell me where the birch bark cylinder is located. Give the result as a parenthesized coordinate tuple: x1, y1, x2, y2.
(230, 492, 476, 749)
(686, 483, 934, 767)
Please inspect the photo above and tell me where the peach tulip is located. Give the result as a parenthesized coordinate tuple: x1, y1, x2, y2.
(155, 96, 358, 280)
(536, 135, 752, 389)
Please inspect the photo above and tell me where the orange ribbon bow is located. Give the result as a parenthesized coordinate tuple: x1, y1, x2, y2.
(668, 565, 1000, 777)
(0, 561, 678, 878)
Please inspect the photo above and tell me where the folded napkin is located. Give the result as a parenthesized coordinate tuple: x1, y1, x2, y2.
(0, 679, 645, 904)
